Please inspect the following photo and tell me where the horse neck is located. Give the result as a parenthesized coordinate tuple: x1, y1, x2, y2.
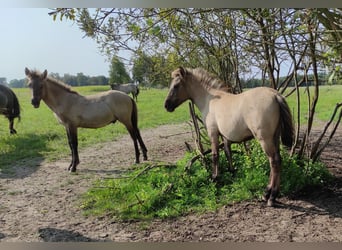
(186, 78, 216, 113)
(43, 80, 76, 111)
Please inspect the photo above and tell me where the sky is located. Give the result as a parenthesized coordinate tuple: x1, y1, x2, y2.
(0, 8, 120, 82)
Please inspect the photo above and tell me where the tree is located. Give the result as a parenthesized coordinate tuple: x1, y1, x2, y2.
(108, 56, 131, 84)
(0, 77, 7, 85)
(132, 51, 181, 87)
(50, 8, 342, 161)
(9, 79, 26, 88)
(132, 51, 153, 85)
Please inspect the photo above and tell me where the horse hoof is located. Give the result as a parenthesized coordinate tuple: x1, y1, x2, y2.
(211, 174, 218, 182)
(68, 166, 76, 172)
(267, 199, 275, 207)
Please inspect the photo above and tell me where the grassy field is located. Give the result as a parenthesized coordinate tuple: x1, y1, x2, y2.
(0, 85, 341, 172)
(285, 85, 342, 124)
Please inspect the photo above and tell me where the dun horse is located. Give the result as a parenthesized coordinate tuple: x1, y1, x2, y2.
(25, 68, 147, 172)
(164, 67, 294, 207)
(0, 84, 21, 134)
(110, 83, 139, 102)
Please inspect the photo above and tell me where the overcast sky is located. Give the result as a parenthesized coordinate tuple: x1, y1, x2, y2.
(0, 8, 119, 82)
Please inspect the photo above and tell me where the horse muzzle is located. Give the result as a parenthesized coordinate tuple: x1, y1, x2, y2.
(31, 99, 41, 108)
(164, 100, 176, 112)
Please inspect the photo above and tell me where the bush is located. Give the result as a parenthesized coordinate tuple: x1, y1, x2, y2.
(81, 141, 333, 220)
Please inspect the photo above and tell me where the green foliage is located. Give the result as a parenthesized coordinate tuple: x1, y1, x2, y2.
(109, 56, 131, 84)
(81, 141, 333, 221)
(132, 51, 180, 87)
(280, 153, 333, 195)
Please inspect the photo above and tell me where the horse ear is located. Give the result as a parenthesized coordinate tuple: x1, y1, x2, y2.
(42, 70, 48, 79)
(179, 66, 186, 78)
(25, 67, 30, 76)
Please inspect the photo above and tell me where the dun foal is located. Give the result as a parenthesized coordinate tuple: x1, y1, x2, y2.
(25, 67, 147, 172)
(164, 67, 294, 206)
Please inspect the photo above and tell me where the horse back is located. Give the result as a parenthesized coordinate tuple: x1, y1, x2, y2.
(103, 90, 134, 122)
(213, 87, 284, 142)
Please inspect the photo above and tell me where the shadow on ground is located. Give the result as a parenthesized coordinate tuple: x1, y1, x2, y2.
(38, 228, 101, 242)
(0, 133, 47, 179)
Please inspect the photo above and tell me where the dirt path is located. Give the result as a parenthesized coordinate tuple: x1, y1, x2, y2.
(0, 123, 341, 242)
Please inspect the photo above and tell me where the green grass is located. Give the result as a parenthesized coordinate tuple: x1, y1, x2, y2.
(0, 86, 189, 172)
(285, 85, 342, 124)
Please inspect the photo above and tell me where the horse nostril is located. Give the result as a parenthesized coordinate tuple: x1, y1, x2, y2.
(31, 99, 40, 108)
(164, 100, 174, 112)
(164, 100, 170, 110)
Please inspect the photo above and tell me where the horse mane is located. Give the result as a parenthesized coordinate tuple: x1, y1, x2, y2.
(185, 67, 231, 93)
(27, 70, 78, 94)
(45, 76, 79, 95)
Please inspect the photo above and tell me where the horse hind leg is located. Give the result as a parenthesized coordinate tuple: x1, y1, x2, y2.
(259, 138, 281, 207)
(8, 117, 17, 134)
(263, 151, 281, 207)
(127, 128, 141, 163)
(135, 128, 148, 160)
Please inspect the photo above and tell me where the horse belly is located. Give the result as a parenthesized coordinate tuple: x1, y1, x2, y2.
(76, 104, 114, 128)
(208, 100, 249, 142)
(219, 118, 252, 142)
(242, 91, 280, 140)
(0, 92, 8, 109)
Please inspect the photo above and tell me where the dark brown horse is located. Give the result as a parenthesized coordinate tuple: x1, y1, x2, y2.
(0, 84, 20, 134)
(25, 68, 147, 172)
(164, 67, 294, 206)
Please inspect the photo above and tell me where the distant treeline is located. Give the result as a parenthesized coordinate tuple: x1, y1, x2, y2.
(242, 72, 339, 88)
(6, 72, 109, 88)
(3, 71, 340, 89)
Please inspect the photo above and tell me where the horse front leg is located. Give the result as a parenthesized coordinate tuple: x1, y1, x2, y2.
(210, 133, 220, 180)
(223, 138, 233, 172)
(66, 126, 79, 172)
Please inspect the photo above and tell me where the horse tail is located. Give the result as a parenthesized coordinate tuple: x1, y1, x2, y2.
(9, 89, 21, 121)
(276, 94, 294, 147)
(130, 97, 138, 129)
(130, 96, 148, 157)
